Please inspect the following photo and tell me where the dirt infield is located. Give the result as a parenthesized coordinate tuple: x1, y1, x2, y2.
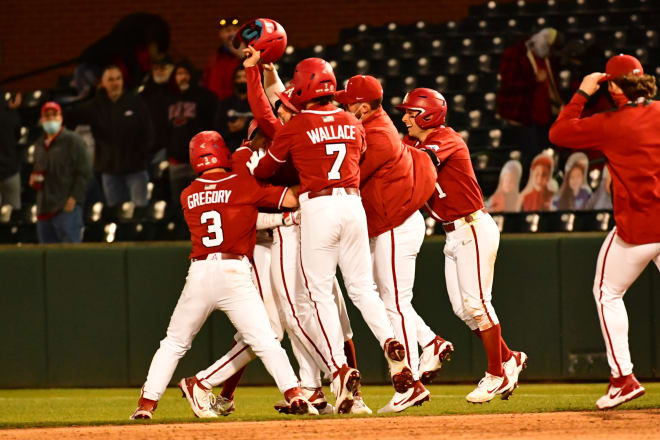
(1, 410, 659, 440)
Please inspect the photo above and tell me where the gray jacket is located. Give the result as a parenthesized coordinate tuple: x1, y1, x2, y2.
(34, 128, 92, 215)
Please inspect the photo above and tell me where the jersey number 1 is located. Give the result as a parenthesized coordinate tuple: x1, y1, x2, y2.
(326, 143, 346, 180)
(201, 210, 223, 247)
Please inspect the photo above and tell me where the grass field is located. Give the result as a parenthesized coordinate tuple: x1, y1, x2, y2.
(0, 383, 658, 429)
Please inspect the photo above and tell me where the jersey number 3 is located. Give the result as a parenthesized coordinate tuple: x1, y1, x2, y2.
(326, 143, 346, 180)
(201, 210, 223, 247)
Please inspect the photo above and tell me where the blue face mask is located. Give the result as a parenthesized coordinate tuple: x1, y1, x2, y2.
(42, 120, 61, 135)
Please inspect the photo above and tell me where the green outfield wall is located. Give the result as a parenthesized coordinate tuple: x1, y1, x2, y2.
(1, 233, 657, 388)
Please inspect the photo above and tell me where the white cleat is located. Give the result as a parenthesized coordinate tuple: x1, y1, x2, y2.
(331, 365, 361, 414)
(350, 394, 373, 414)
(419, 336, 454, 385)
(466, 372, 513, 404)
(596, 374, 646, 410)
(384, 338, 414, 393)
(302, 387, 334, 415)
(378, 381, 430, 414)
(178, 376, 219, 418)
(501, 351, 528, 399)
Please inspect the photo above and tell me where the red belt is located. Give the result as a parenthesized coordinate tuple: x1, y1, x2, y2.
(307, 187, 359, 199)
(191, 252, 243, 262)
(442, 209, 486, 233)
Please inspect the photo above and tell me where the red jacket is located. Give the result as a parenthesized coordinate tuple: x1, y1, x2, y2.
(549, 92, 660, 244)
(203, 48, 241, 101)
(359, 108, 436, 237)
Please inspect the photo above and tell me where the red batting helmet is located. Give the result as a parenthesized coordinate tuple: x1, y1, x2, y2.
(189, 131, 231, 175)
(290, 58, 336, 108)
(276, 85, 300, 113)
(233, 18, 287, 64)
(395, 88, 447, 129)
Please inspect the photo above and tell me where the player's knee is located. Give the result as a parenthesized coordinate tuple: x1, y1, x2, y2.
(160, 336, 190, 357)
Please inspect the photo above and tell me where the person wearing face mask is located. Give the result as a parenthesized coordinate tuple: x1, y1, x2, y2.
(31, 102, 92, 243)
(213, 65, 252, 151)
(497, 28, 563, 179)
(165, 60, 218, 205)
(139, 55, 175, 165)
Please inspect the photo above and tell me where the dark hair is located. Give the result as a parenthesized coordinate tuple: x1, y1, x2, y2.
(557, 163, 585, 210)
(367, 97, 383, 110)
(613, 74, 657, 101)
(310, 95, 333, 105)
(103, 64, 122, 75)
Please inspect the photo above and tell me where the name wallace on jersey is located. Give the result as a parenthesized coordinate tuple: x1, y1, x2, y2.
(306, 124, 357, 144)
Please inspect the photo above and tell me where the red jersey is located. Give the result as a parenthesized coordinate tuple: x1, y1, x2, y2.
(253, 104, 366, 193)
(360, 108, 436, 237)
(202, 49, 241, 100)
(417, 126, 484, 222)
(181, 172, 289, 259)
(549, 92, 660, 244)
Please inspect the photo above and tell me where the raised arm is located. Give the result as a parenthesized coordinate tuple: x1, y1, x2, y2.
(243, 47, 280, 139)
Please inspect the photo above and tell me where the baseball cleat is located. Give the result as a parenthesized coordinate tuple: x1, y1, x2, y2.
(178, 376, 219, 418)
(302, 387, 334, 414)
(596, 374, 645, 410)
(211, 394, 235, 416)
(350, 392, 372, 414)
(129, 396, 157, 420)
(501, 350, 528, 399)
(466, 372, 513, 404)
(377, 380, 430, 414)
(384, 338, 414, 393)
(331, 364, 361, 414)
(284, 387, 319, 415)
(419, 336, 454, 385)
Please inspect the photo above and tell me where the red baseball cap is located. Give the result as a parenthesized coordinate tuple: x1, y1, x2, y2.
(41, 101, 62, 115)
(599, 54, 644, 83)
(334, 75, 383, 105)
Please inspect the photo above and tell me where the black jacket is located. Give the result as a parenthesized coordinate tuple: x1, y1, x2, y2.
(66, 89, 154, 174)
(0, 101, 21, 180)
(166, 85, 217, 163)
(34, 128, 92, 215)
(140, 77, 172, 156)
(214, 94, 251, 152)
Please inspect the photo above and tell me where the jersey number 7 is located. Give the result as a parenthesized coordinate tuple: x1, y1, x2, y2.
(326, 143, 346, 180)
(201, 210, 224, 247)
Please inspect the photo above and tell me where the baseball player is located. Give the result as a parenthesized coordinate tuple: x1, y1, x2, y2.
(334, 75, 455, 413)
(252, 57, 413, 414)
(245, 55, 373, 413)
(396, 88, 527, 404)
(549, 54, 660, 409)
(130, 131, 318, 419)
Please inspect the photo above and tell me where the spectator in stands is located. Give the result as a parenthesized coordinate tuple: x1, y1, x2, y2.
(66, 65, 154, 207)
(31, 102, 92, 243)
(497, 28, 563, 174)
(585, 166, 613, 211)
(552, 152, 591, 211)
(0, 92, 22, 209)
(140, 55, 175, 164)
(486, 160, 522, 213)
(214, 65, 252, 150)
(166, 60, 218, 203)
(203, 18, 243, 100)
(520, 152, 556, 212)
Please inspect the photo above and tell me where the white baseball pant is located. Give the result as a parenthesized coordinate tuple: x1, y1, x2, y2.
(298, 189, 396, 372)
(444, 211, 500, 331)
(141, 256, 299, 401)
(593, 227, 660, 378)
(370, 210, 426, 380)
(272, 224, 353, 387)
